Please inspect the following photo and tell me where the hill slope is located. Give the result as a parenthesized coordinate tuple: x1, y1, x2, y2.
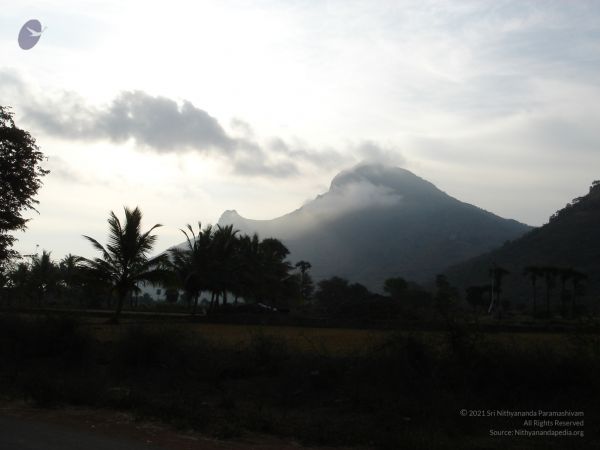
(217, 163, 531, 290)
(445, 180, 600, 304)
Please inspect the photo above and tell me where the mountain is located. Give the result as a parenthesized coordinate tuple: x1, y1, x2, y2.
(445, 180, 600, 304)
(216, 163, 532, 290)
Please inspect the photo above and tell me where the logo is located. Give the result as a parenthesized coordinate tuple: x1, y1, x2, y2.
(18, 19, 46, 50)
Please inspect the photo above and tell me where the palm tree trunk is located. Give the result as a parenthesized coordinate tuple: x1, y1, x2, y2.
(111, 291, 126, 324)
(571, 280, 579, 318)
(532, 280, 537, 315)
(209, 291, 216, 311)
(192, 293, 199, 316)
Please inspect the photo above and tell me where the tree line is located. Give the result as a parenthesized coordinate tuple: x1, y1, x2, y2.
(0, 207, 592, 323)
(1, 206, 319, 322)
(466, 265, 588, 317)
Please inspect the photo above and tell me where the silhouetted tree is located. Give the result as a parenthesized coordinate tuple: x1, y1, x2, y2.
(540, 266, 558, 316)
(487, 266, 509, 315)
(383, 277, 408, 299)
(255, 237, 293, 309)
(434, 274, 459, 318)
(295, 260, 314, 302)
(466, 285, 491, 312)
(210, 224, 239, 309)
(315, 276, 371, 317)
(81, 206, 168, 323)
(557, 268, 574, 317)
(30, 250, 60, 305)
(168, 223, 213, 315)
(234, 233, 262, 304)
(5, 260, 31, 305)
(0, 106, 49, 267)
(166, 226, 296, 312)
(570, 270, 587, 316)
(58, 254, 85, 304)
(523, 266, 543, 315)
(165, 287, 179, 303)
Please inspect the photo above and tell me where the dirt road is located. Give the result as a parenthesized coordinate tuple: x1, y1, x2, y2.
(0, 403, 357, 450)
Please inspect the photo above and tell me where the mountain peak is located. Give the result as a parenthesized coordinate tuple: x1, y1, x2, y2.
(330, 163, 441, 198)
(219, 209, 241, 222)
(195, 164, 531, 289)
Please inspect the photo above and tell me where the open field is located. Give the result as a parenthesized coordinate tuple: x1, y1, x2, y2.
(86, 321, 581, 356)
(4, 309, 596, 355)
(1, 312, 599, 449)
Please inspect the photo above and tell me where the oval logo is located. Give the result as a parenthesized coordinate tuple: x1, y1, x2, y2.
(18, 19, 45, 50)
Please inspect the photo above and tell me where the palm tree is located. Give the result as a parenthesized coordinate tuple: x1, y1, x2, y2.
(30, 250, 59, 305)
(557, 268, 574, 317)
(209, 224, 239, 309)
(9, 261, 32, 305)
(295, 260, 314, 302)
(58, 254, 84, 304)
(523, 266, 543, 315)
(488, 265, 509, 314)
(540, 266, 558, 316)
(570, 270, 587, 316)
(81, 206, 168, 323)
(233, 233, 262, 304)
(168, 223, 213, 315)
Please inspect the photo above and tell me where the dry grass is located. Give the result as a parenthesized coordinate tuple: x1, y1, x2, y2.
(83, 319, 573, 356)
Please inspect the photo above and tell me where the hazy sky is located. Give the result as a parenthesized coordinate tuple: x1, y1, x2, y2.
(2, 0, 600, 259)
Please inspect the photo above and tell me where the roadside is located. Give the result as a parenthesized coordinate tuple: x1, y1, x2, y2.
(0, 401, 360, 450)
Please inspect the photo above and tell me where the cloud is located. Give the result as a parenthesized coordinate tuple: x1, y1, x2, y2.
(232, 156, 299, 177)
(308, 180, 402, 219)
(22, 89, 236, 152)
(268, 137, 354, 170)
(355, 140, 406, 167)
(102, 92, 235, 152)
(0, 70, 407, 179)
(45, 155, 86, 183)
(273, 170, 404, 237)
(0, 70, 400, 178)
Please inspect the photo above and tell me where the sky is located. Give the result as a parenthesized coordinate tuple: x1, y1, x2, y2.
(2, 0, 600, 260)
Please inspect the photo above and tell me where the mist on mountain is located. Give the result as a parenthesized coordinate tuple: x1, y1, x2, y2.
(217, 163, 531, 290)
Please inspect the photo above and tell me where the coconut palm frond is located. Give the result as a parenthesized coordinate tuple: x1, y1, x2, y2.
(82, 206, 163, 322)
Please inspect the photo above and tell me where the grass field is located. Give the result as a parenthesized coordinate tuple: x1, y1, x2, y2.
(1, 313, 599, 449)
(79, 318, 583, 357)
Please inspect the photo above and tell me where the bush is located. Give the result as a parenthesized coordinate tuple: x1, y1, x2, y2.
(111, 325, 209, 380)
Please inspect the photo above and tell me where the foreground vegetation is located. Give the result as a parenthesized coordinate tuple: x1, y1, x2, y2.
(1, 314, 599, 449)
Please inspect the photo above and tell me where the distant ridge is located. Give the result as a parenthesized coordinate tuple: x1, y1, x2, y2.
(216, 163, 531, 290)
(445, 180, 600, 303)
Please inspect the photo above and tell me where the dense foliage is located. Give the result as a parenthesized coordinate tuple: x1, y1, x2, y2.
(0, 106, 48, 265)
(81, 207, 169, 322)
